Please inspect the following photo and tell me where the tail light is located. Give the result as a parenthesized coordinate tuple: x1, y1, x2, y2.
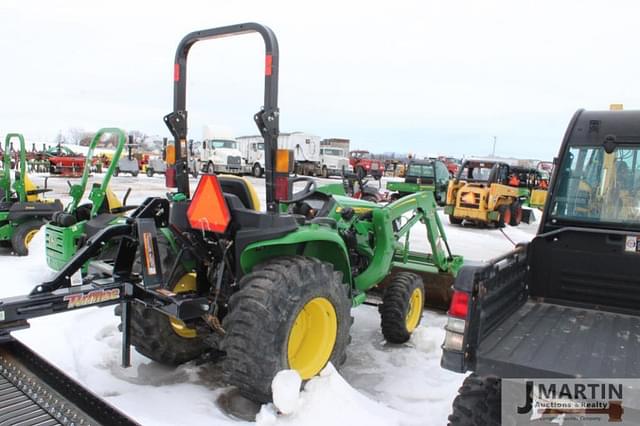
(443, 290, 470, 352)
(275, 175, 290, 201)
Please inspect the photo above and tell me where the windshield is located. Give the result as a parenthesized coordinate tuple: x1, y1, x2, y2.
(322, 148, 343, 156)
(458, 162, 495, 182)
(550, 146, 640, 226)
(407, 163, 434, 177)
(209, 139, 237, 149)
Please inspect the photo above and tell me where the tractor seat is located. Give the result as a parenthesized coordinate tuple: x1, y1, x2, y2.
(218, 175, 260, 211)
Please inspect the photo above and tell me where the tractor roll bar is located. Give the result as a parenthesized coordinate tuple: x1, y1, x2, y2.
(166, 22, 280, 210)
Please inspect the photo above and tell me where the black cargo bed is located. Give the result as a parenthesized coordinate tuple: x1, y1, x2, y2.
(476, 301, 640, 378)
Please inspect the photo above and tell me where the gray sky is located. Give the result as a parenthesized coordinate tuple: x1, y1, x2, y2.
(1, 0, 639, 160)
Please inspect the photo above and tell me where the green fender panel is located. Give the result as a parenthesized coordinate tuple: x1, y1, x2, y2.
(240, 224, 352, 284)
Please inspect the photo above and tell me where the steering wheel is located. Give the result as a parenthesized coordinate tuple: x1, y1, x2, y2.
(280, 176, 317, 204)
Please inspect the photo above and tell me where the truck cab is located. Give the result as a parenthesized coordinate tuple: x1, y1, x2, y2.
(442, 109, 640, 424)
(319, 147, 351, 178)
(349, 150, 384, 180)
(200, 138, 247, 175)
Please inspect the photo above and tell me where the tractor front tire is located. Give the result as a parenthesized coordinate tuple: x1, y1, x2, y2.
(222, 256, 352, 403)
(448, 374, 501, 426)
(379, 272, 424, 343)
(11, 220, 43, 256)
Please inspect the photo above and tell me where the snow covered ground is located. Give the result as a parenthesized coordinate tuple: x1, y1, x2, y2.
(0, 174, 538, 425)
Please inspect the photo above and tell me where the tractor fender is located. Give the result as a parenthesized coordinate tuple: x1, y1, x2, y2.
(240, 225, 352, 285)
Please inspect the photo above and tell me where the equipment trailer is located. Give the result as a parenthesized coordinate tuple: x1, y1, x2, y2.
(442, 108, 640, 424)
(0, 23, 464, 423)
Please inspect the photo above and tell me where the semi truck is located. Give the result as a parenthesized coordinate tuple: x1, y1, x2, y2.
(238, 132, 336, 177)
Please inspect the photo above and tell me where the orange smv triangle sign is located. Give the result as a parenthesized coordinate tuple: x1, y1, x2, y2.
(187, 174, 231, 233)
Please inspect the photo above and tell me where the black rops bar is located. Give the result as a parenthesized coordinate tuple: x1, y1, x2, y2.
(164, 22, 280, 210)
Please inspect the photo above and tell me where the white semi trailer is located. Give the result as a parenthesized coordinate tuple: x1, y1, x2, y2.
(238, 132, 349, 177)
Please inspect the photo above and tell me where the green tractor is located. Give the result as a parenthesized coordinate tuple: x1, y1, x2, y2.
(387, 158, 451, 205)
(0, 133, 62, 255)
(45, 128, 135, 270)
(19, 23, 463, 405)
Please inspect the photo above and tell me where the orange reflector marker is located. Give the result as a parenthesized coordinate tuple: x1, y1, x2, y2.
(166, 145, 176, 165)
(187, 174, 231, 233)
(276, 149, 294, 173)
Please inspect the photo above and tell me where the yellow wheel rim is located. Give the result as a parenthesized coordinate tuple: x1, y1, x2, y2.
(169, 273, 198, 339)
(24, 229, 38, 247)
(287, 297, 337, 380)
(405, 287, 423, 332)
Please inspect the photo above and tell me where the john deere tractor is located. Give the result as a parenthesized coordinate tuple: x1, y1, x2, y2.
(0, 133, 62, 255)
(2, 24, 462, 405)
(45, 128, 136, 270)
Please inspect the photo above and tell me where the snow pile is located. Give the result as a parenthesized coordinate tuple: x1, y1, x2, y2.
(3, 229, 54, 297)
(257, 363, 415, 426)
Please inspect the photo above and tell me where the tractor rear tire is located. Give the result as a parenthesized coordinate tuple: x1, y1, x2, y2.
(221, 256, 352, 403)
(448, 374, 501, 426)
(448, 215, 463, 225)
(509, 201, 523, 226)
(11, 220, 43, 256)
(116, 237, 208, 366)
(379, 272, 424, 344)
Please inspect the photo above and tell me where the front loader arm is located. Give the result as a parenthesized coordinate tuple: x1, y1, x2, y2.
(386, 191, 454, 272)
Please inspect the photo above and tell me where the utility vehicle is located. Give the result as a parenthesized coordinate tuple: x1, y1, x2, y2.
(442, 108, 640, 424)
(0, 133, 62, 255)
(0, 24, 463, 411)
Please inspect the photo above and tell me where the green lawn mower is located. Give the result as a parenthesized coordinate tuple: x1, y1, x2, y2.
(45, 128, 135, 270)
(0, 133, 62, 255)
(3, 23, 464, 407)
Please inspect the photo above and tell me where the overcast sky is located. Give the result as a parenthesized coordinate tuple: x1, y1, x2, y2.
(1, 0, 638, 160)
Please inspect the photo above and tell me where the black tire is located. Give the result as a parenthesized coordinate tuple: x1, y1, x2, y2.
(321, 166, 329, 178)
(356, 166, 366, 179)
(11, 220, 43, 256)
(207, 162, 215, 174)
(252, 163, 263, 178)
(131, 170, 139, 177)
(113, 168, 119, 177)
(372, 172, 382, 181)
(221, 256, 352, 403)
(497, 204, 511, 228)
(509, 201, 523, 226)
(448, 374, 501, 426)
(448, 214, 463, 225)
(116, 237, 208, 365)
(362, 194, 378, 203)
(146, 168, 154, 177)
(379, 272, 424, 343)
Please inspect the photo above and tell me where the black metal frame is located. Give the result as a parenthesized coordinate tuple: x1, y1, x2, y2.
(164, 22, 280, 212)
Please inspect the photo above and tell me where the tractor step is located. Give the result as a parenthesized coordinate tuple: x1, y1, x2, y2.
(0, 339, 138, 425)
